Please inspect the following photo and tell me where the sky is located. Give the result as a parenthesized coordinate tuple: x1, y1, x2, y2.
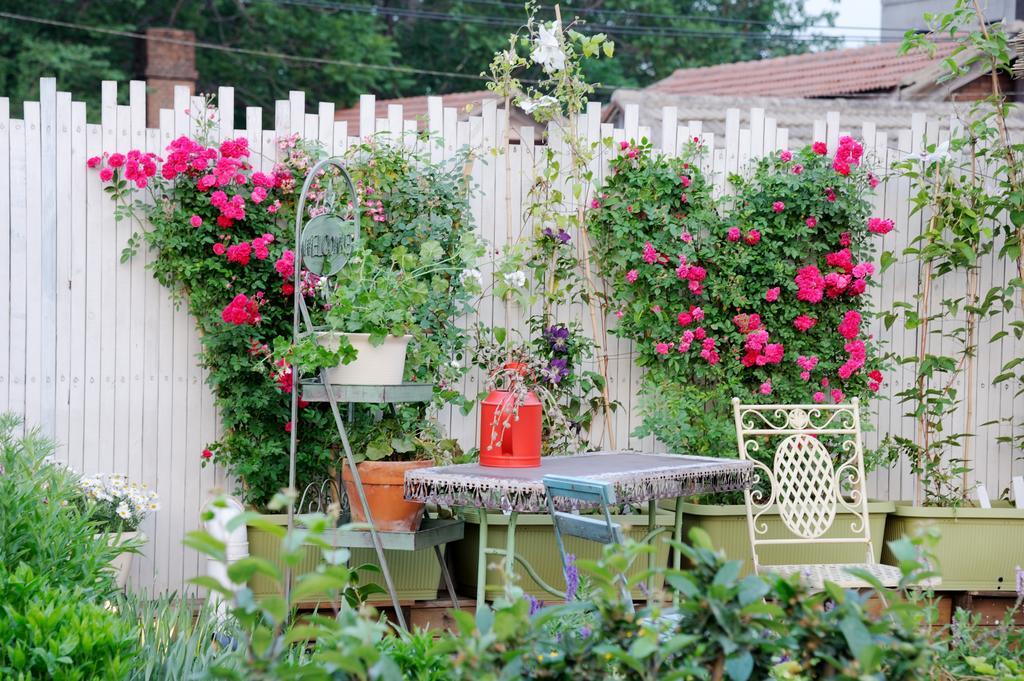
(804, 0, 883, 45)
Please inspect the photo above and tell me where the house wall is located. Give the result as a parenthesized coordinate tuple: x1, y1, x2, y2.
(882, 0, 1020, 32)
(1, 78, 1021, 595)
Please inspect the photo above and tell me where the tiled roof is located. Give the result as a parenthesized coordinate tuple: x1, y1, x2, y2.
(648, 41, 960, 98)
(334, 90, 501, 132)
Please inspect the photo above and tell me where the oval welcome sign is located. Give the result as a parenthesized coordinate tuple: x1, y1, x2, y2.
(300, 212, 358, 277)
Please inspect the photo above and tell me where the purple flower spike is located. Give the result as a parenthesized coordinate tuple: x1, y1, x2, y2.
(564, 553, 580, 601)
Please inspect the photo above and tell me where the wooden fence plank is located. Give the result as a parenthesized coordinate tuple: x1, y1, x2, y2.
(68, 101, 86, 472)
(24, 101, 42, 431)
(39, 79, 57, 438)
(0, 98, 8, 416)
(8, 116, 27, 431)
(54, 89, 72, 459)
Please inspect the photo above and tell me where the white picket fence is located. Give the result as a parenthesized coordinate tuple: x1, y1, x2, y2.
(1, 77, 1021, 594)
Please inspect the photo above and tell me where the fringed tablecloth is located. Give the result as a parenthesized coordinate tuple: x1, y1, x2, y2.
(404, 452, 754, 513)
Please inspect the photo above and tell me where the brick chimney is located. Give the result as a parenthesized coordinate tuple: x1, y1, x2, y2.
(144, 28, 198, 127)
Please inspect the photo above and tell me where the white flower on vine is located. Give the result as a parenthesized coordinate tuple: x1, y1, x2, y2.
(532, 22, 566, 73)
(460, 268, 483, 285)
(912, 140, 950, 164)
(503, 270, 527, 288)
(519, 96, 560, 115)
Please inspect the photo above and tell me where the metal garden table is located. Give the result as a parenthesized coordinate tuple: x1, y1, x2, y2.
(404, 452, 754, 605)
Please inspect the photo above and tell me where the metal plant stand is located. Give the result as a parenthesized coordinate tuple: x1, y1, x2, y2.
(286, 157, 461, 630)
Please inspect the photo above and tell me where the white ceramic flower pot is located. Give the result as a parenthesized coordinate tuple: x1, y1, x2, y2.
(96, 531, 143, 588)
(317, 332, 411, 385)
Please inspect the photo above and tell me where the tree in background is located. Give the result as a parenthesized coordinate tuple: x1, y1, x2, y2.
(0, 0, 838, 116)
(379, 0, 839, 93)
(0, 0, 405, 116)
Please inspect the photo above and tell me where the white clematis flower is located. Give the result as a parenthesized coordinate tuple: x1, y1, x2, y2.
(519, 95, 560, 114)
(532, 22, 565, 73)
(503, 270, 527, 288)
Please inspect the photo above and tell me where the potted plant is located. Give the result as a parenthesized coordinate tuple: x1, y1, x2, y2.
(282, 245, 466, 532)
(876, 6, 1024, 592)
(76, 474, 159, 588)
(314, 248, 431, 386)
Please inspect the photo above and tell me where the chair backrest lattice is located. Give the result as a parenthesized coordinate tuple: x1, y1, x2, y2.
(731, 398, 874, 573)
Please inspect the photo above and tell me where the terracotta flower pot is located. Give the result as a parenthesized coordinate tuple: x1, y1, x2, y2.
(342, 460, 433, 532)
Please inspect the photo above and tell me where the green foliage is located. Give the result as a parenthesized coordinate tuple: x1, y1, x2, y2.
(589, 139, 883, 477)
(118, 594, 239, 681)
(933, 606, 1024, 680)
(325, 242, 466, 341)
(185, 497, 397, 679)
(0, 564, 137, 681)
(891, 1, 1024, 504)
(0, 0, 403, 118)
(0, 414, 121, 598)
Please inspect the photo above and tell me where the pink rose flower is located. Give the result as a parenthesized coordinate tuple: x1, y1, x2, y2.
(868, 217, 894, 234)
(213, 242, 226, 255)
(625, 269, 638, 283)
(793, 314, 816, 332)
(759, 381, 772, 395)
(727, 227, 741, 242)
(87, 156, 102, 168)
(812, 391, 825, 403)
(765, 287, 780, 302)
(772, 201, 785, 213)
(190, 215, 203, 227)
(780, 150, 792, 162)
(805, 216, 817, 228)
(108, 153, 125, 168)
(831, 389, 845, 403)
(791, 163, 804, 175)
(812, 142, 827, 155)
(99, 168, 114, 182)
(744, 230, 761, 246)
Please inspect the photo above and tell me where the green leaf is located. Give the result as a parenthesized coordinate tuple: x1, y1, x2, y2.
(725, 650, 754, 681)
(839, 614, 881, 673)
(183, 530, 226, 562)
(226, 556, 282, 584)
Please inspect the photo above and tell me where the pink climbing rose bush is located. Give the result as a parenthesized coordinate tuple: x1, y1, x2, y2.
(589, 138, 887, 462)
(88, 120, 481, 508)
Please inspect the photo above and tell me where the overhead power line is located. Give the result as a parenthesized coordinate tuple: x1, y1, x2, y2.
(266, 0, 916, 44)
(455, 0, 915, 34)
(0, 9, 969, 101)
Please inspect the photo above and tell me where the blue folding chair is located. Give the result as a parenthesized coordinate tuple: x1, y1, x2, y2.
(543, 474, 634, 612)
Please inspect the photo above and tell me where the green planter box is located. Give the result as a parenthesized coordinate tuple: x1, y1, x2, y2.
(246, 514, 442, 605)
(882, 502, 1024, 592)
(666, 501, 894, 576)
(451, 509, 675, 601)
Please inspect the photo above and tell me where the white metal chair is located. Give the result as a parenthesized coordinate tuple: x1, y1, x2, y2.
(732, 397, 906, 590)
